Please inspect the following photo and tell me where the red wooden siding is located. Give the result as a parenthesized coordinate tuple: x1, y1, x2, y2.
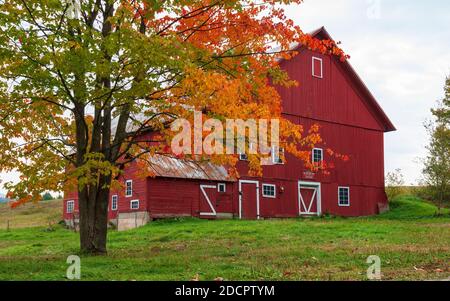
(278, 49, 384, 131)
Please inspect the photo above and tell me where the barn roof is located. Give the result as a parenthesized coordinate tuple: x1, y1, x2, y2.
(147, 154, 235, 182)
(281, 26, 396, 132)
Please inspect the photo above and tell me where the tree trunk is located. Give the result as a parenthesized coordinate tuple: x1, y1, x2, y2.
(78, 175, 112, 255)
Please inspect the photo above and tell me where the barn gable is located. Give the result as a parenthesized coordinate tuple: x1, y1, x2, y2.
(278, 27, 395, 132)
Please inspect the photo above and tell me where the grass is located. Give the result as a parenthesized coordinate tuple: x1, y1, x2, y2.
(0, 199, 62, 230)
(0, 195, 448, 281)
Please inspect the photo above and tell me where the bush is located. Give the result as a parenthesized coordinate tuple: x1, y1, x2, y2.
(385, 169, 405, 201)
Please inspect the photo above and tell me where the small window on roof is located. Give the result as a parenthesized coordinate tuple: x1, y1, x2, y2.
(312, 57, 323, 78)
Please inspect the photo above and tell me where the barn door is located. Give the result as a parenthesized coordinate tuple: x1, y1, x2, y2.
(298, 181, 321, 216)
(239, 180, 260, 220)
(199, 184, 217, 217)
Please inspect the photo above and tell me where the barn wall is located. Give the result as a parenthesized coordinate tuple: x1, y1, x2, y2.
(234, 47, 388, 217)
(235, 177, 386, 218)
(63, 160, 148, 222)
(236, 118, 385, 187)
(147, 177, 235, 219)
(278, 49, 384, 131)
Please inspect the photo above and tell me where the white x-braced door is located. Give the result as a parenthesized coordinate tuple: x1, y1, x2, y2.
(298, 181, 322, 216)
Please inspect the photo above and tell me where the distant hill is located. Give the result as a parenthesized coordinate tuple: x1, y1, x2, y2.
(0, 197, 10, 203)
(0, 199, 62, 229)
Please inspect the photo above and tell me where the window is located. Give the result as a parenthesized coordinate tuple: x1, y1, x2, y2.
(338, 187, 350, 207)
(262, 184, 276, 198)
(272, 146, 285, 164)
(111, 195, 118, 211)
(312, 56, 323, 78)
(239, 153, 249, 161)
(125, 180, 132, 197)
(218, 183, 226, 193)
(312, 148, 323, 166)
(130, 200, 140, 210)
(67, 200, 74, 213)
(239, 142, 254, 161)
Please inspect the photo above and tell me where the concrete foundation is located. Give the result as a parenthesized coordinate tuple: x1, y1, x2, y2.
(117, 211, 150, 231)
(216, 213, 234, 219)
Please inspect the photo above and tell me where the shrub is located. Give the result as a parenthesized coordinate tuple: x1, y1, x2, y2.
(385, 169, 405, 201)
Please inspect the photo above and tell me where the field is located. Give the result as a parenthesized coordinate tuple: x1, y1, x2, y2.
(0, 196, 448, 281)
(0, 199, 62, 230)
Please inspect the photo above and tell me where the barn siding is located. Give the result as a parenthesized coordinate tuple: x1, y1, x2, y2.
(278, 49, 383, 131)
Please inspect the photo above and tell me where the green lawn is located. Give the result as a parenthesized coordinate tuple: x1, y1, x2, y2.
(0, 195, 448, 281)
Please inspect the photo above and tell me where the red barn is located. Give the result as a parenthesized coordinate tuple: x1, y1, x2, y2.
(63, 27, 395, 230)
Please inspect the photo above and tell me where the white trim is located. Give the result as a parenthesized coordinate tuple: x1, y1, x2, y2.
(111, 195, 118, 211)
(312, 56, 323, 78)
(298, 181, 322, 216)
(271, 146, 285, 165)
(217, 183, 226, 193)
(239, 153, 249, 161)
(130, 199, 139, 210)
(125, 180, 133, 197)
(200, 185, 217, 216)
(338, 186, 351, 207)
(312, 148, 324, 164)
(238, 180, 260, 219)
(66, 200, 74, 213)
(262, 184, 276, 198)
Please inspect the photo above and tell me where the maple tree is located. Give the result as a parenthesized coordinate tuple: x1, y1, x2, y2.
(0, 0, 347, 254)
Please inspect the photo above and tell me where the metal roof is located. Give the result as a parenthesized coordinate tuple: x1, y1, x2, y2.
(147, 155, 235, 182)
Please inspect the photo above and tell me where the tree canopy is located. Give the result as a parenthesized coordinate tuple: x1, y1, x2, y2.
(422, 77, 450, 212)
(0, 0, 347, 253)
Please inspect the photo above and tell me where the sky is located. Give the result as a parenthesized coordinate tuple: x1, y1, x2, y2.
(285, 0, 450, 185)
(1, 0, 449, 194)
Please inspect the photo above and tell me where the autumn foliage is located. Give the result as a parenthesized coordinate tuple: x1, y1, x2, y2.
(0, 0, 347, 252)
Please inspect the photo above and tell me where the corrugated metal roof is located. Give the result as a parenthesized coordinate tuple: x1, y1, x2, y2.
(148, 155, 235, 182)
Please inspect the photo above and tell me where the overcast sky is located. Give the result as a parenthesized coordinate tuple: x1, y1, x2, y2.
(1, 0, 449, 194)
(286, 0, 450, 185)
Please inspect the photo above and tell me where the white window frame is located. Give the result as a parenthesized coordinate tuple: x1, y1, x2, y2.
(66, 200, 74, 213)
(111, 195, 118, 211)
(338, 187, 350, 207)
(312, 56, 323, 79)
(130, 199, 140, 210)
(312, 148, 324, 165)
(239, 142, 255, 161)
(239, 153, 249, 161)
(262, 184, 277, 199)
(218, 183, 226, 193)
(271, 146, 285, 165)
(125, 180, 133, 197)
